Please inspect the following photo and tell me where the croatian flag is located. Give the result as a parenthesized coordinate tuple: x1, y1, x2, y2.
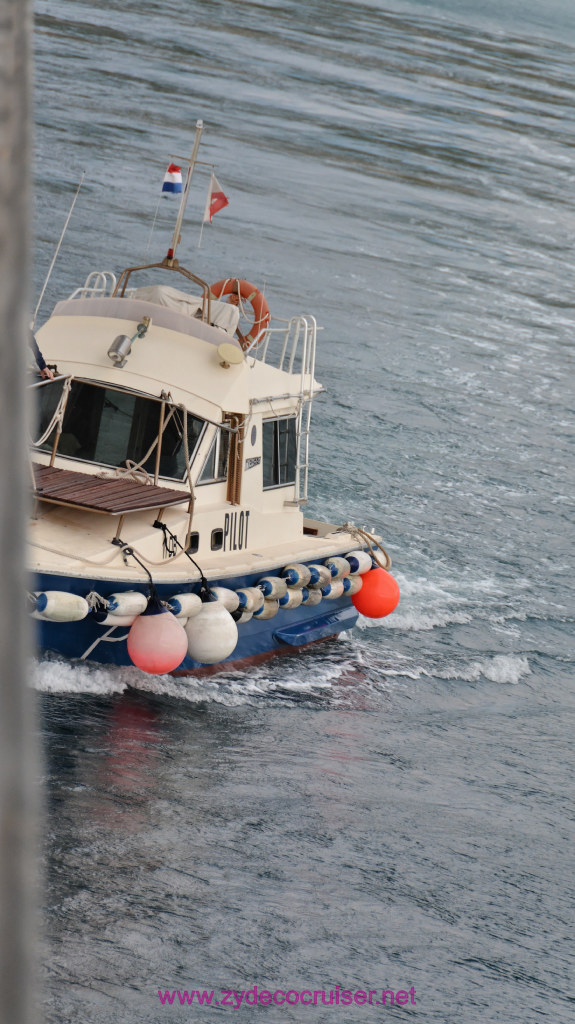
(203, 173, 229, 223)
(162, 163, 183, 194)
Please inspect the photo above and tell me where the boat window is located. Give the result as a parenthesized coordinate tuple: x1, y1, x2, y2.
(35, 376, 67, 443)
(187, 532, 199, 554)
(197, 428, 230, 484)
(34, 379, 204, 479)
(262, 416, 297, 488)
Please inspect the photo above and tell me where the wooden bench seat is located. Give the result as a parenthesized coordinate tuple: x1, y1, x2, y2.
(32, 463, 190, 515)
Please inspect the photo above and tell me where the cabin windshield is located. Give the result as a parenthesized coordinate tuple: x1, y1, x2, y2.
(34, 378, 205, 480)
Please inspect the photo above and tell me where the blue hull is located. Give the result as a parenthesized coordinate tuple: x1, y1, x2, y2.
(33, 569, 359, 674)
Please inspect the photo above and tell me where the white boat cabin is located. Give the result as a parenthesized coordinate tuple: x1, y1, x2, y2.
(30, 260, 350, 586)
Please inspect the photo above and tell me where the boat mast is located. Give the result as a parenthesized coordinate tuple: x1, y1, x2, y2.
(165, 118, 203, 264)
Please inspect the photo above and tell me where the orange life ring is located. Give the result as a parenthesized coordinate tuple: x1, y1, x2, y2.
(210, 278, 270, 350)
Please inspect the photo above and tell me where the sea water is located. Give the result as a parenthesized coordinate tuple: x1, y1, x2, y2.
(35, 1, 575, 1021)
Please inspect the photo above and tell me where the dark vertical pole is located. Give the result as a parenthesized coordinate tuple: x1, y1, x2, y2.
(0, 2, 37, 1024)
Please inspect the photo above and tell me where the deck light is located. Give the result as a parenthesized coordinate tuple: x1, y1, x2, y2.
(107, 317, 151, 368)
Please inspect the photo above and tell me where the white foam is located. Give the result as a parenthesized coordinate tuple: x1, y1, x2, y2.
(33, 657, 130, 695)
(125, 655, 348, 706)
(32, 650, 347, 705)
(483, 655, 531, 684)
(438, 654, 530, 685)
(381, 665, 429, 680)
(129, 672, 267, 705)
(369, 607, 473, 631)
(357, 570, 506, 632)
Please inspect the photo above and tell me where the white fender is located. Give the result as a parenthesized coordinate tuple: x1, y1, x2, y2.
(253, 598, 279, 620)
(301, 587, 322, 607)
(321, 579, 345, 600)
(106, 591, 148, 616)
(236, 586, 265, 613)
(210, 586, 240, 613)
(345, 550, 373, 575)
(184, 601, 238, 664)
(307, 564, 332, 589)
(278, 588, 304, 610)
(167, 593, 203, 619)
(92, 611, 138, 627)
(257, 575, 288, 599)
(281, 563, 312, 588)
(345, 575, 363, 596)
(32, 591, 89, 622)
(324, 556, 351, 580)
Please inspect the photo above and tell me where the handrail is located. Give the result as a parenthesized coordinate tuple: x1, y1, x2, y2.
(68, 270, 117, 300)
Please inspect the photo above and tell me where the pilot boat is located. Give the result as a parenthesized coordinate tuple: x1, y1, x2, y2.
(29, 122, 399, 676)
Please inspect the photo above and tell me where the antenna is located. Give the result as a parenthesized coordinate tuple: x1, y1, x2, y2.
(32, 173, 85, 328)
(165, 119, 203, 264)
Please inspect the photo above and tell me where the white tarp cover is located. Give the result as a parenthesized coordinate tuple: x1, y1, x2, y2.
(132, 284, 240, 336)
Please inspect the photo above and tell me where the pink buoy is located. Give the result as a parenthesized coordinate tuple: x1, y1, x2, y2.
(127, 598, 188, 674)
(351, 567, 400, 619)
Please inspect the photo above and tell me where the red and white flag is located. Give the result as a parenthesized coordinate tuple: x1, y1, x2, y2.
(203, 173, 229, 223)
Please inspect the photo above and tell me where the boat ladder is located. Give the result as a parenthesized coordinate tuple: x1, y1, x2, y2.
(253, 314, 318, 505)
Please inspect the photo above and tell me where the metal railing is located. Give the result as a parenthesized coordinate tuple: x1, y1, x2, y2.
(249, 315, 318, 504)
(68, 270, 117, 300)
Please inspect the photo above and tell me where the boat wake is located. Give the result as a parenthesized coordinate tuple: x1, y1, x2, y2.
(33, 655, 132, 696)
(33, 630, 428, 707)
(356, 568, 530, 633)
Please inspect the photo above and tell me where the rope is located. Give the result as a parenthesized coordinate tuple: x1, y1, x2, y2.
(152, 520, 208, 591)
(336, 522, 392, 570)
(159, 527, 178, 559)
(126, 542, 192, 569)
(28, 536, 192, 569)
(28, 538, 127, 566)
(112, 539, 157, 597)
(30, 375, 73, 447)
(114, 399, 196, 549)
(112, 462, 153, 485)
(110, 401, 196, 551)
(80, 625, 129, 661)
(112, 405, 177, 480)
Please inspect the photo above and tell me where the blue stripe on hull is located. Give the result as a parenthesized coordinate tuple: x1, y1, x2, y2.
(33, 569, 359, 673)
